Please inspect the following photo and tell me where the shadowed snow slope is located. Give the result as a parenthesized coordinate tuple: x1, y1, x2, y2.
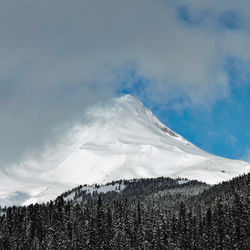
(0, 94, 249, 206)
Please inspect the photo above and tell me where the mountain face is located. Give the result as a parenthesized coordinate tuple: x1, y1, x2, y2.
(0, 94, 249, 206)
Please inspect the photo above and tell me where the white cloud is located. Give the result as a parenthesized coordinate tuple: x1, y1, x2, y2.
(1, 1, 250, 103)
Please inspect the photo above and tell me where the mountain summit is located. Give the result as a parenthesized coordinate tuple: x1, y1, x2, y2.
(0, 94, 249, 206)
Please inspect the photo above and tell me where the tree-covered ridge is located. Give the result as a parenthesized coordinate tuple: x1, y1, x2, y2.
(0, 174, 249, 249)
(60, 177, 208, 205)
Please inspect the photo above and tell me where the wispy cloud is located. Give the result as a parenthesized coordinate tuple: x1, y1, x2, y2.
(243, 148, 250, 162)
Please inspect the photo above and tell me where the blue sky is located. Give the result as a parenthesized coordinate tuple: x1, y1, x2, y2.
(0, 0, 250, 165)
(155, 82, 250, 160)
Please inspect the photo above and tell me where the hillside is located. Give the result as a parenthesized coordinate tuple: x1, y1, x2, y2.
(0, 174, 249, 249)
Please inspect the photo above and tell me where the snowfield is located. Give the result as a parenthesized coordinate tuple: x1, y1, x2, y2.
(63, 182, 126, 202)
(0, 94, 249, 206)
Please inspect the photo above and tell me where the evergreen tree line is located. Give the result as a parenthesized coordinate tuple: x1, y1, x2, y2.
(0, 174, 249, 249)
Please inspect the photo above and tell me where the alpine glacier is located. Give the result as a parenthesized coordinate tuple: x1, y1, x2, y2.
(0, 94, 249, 206)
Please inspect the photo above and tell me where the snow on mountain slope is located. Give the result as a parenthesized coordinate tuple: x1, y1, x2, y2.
(0, 94, 249, 206)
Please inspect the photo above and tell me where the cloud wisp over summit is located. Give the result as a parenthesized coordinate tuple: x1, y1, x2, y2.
(0, 0, 250, 164)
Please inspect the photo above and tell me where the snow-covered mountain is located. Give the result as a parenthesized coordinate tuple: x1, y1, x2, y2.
(0, 94, 249, 206)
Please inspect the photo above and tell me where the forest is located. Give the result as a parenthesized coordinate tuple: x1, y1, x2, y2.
(0, 174, 249, 249)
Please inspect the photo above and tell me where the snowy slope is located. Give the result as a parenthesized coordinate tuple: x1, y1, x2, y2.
(63, 182, 126, 202)
(0, 94, 249, 206)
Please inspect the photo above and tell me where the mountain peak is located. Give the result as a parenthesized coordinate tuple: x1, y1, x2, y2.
(87, 94, 179, 140)
(116, 94, 141, 104)
(114, 94, 144, 110)
(0, 95, 250, 206)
